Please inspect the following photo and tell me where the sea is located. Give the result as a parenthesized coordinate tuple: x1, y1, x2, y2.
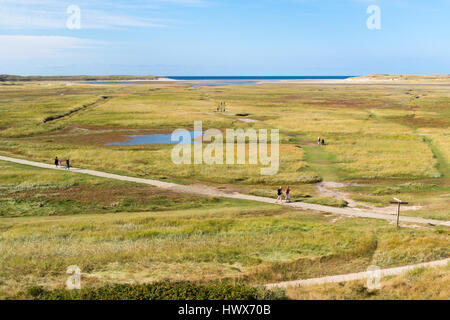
(83, 76, 355, 86)
(167, 76, 353, 80)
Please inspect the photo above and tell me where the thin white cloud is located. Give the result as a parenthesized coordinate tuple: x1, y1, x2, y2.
(80, 10, 172, 29)
(0, 0, 195, 30)
(0, 6, 64, 29)
(0, 35, 101, 59)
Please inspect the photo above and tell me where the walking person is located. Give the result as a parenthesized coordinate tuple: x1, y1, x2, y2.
(318, 136, 321, 145)
(321, 138, 325, 145)
(276, 186, 283, 203)
(285, 186, 291, 203)
(54, 157, 59, 168)
(65, 158, 70, 170)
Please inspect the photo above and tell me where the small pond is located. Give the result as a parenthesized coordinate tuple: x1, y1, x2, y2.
(107, 131, 203, 146)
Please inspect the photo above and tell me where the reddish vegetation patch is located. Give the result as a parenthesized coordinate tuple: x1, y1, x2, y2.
(0, 88, 105, 98)
(0, 147, 22, 155)
(266, 96, 384, 109)
(393, 115, 449, 128)
(51, 124, 121, 135)
(29, 124, 172, 146)
(297, 141, 317, 146)
(285, 134, 316, 146)
(305, 98, 382, 109)
(11, 185, 186, 205)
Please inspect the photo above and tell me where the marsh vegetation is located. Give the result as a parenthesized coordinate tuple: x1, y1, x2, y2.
(0, 81, 448, 299)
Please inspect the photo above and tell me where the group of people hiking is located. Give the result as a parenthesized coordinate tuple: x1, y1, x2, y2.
(54, 157, 70, 170)
(276, 186, 291, 203)
(216, 101, 227, 112)
(318, 136, 326, 145)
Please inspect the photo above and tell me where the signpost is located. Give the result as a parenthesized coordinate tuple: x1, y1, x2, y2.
(390, 198, 409, 228)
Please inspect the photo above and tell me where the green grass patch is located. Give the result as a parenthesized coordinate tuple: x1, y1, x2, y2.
(302, 145, 344, 181)
(303, 197, 348, 208)
(423, 136, 449, 178)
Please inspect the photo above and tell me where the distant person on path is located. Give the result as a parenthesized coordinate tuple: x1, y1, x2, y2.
(318, 137, 321, 145)
(321, 138, 325, 145)
(65, 158, 70, 170)
(276, 187, 283, 203)
(59, 159, 62, 166)
(54, 157, 59, 168)
(285, 186, 291, 203)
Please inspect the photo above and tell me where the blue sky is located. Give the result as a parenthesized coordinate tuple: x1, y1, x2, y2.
(1, 0, 449, 76)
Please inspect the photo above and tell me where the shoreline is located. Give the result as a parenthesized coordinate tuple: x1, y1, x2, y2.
(9, 76, 450, 87)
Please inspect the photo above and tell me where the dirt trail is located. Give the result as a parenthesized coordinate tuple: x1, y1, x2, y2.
(0, 155, 448, 227)
(266, 258, 449, 288)
(237, 118, 260, 123)
(316, 181, 359, 207)
(316, 181, 423, 215)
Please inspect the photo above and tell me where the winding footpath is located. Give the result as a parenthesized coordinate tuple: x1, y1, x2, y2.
(1, 155, 449, 227)
(266, 258, 449, 288)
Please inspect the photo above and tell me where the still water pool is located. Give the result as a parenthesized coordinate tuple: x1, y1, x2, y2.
(108, 131, 203, 145)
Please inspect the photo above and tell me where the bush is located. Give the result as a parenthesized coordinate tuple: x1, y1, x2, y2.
(304, 197, 348, 208)
(27, 286, 45, 298)
(27, 281, 287, 300)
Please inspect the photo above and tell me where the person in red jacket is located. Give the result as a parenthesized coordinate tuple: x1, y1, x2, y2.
(285, 186, 291, 203)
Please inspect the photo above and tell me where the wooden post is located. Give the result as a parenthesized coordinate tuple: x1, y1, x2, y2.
(390, 200, 409, 228)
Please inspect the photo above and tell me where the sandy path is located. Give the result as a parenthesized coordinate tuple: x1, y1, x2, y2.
(1, 155, 448, 227)
(266, 258, 449, 288)
(316, 181, 423, 214)
(316, 181, 359, 207)
(237, 118, 260, 123)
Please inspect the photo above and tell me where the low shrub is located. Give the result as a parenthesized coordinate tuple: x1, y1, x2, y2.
(304, 197, 348, 208)
(27, 281, 287, 300)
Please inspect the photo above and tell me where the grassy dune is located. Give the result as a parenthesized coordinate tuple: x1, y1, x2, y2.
(351, 74, 450, 84)
(0, 81, 448, 299)
(1, 193, 448, 298)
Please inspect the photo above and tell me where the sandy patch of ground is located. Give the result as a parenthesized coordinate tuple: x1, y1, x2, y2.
(237, 118, 261, 123)
(316, 181, 423, 215)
